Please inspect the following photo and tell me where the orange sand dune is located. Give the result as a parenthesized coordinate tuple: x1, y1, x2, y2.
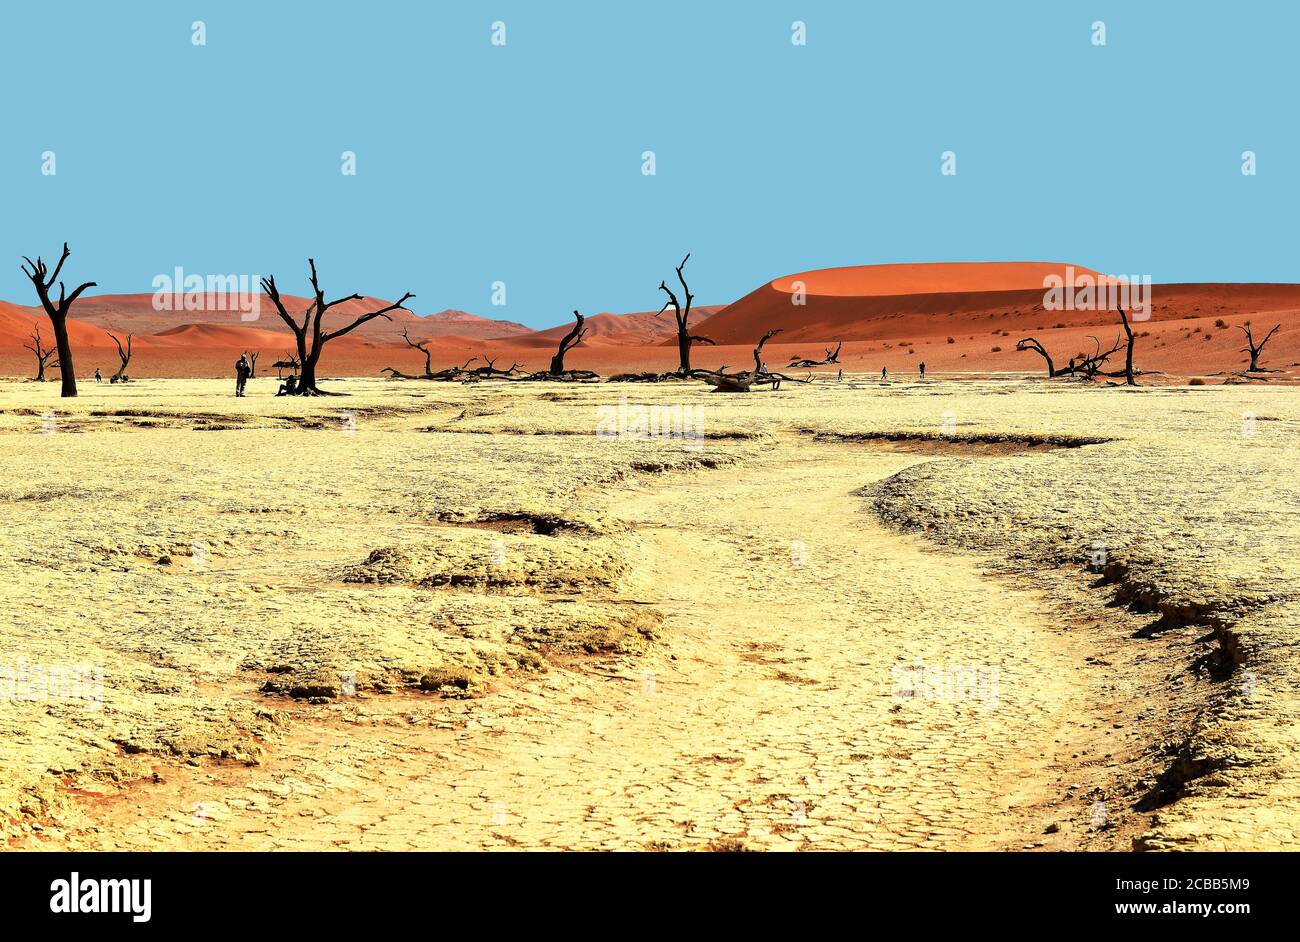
(525, 306, 724, 346)
(705, 262, 1104, 344)
(141, 322, 366, 350)
(769, 262, 1101, 297)
(59, 293, 528, 344)
(4, 271, 1300, 382)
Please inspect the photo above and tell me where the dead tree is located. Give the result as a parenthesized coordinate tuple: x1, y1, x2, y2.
(24, 326, 57, 381)
(20, 243, 96, 398)
(106, 330, 132, 381)
(698, 329, 805, 392)
(1015, 337, 1060, 376)
(471, 355, 521, 378)
(657, 254, 714, 375)
(1076, 334, 1125, 379)
(1018, 334, 1123, 380)
(260, 259, 413, 395)
(1116, 305, 1137, 385)
(249, 351, 260, 378)
(400, 327, 435, 377)
(1239, 322, 1281, 372)
(272, 352, 299, 379)
(788, 341, 842, 369)
(550, 311, 587, 375)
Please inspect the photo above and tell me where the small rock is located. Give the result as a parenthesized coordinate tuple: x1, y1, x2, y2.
(156, 555, 172, 565)
(1044, 822, 1060, 834)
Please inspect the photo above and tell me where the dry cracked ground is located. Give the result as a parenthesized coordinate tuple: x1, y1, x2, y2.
(0, 374, 1296, 851)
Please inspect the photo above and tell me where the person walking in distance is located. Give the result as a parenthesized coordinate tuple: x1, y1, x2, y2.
(881, 366, 888, 381)
(235, 353, 251, 397)
(919, 361, 926, 380)
(94, 368, 102, 384)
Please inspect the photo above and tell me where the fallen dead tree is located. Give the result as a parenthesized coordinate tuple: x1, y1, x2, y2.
(788, 340, 842, 369)
(383, 353, 524, 383)
(694, 329, 810, 392)
(1016, 333, 1124, 380)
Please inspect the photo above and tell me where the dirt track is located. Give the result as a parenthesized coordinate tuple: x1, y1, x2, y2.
(59, 440, 1165, 850)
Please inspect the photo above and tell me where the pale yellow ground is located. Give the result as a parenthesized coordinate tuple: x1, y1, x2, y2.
(1, 375, 1296, 850)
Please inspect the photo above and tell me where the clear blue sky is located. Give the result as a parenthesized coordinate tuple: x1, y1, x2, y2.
(0, 1, 1291, 328)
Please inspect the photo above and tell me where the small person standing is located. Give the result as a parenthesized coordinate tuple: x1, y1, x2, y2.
(235, 354, 251, 397)
(94, 368, 102, 384)
(919, 361, 926, 379)
(881, 366, 888, 381)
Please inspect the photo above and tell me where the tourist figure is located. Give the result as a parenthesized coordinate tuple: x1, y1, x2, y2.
(94, 368, 102, 384)
(277, 374, 299, 396)
(235, 354, 251, 397)
(919, 361, 926, 379)
(881, 366, 888, 381)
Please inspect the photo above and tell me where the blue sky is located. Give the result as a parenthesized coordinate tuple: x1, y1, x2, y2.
(0, 1, 1292, 328)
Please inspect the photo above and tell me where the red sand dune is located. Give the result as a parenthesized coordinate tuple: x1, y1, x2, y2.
(140, 322, 371, 350)
(4, 266, 1300, 381)
(58, 294, 529, 344)
(704, 262, 1105, 344)
(524, 306, 724, 347)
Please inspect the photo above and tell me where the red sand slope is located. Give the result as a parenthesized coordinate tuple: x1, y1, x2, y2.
(704, 262, 1105, 344)
(56, 294, 527, 344)
(4, 266, 1300, 381)
(523, 306, 724, 346)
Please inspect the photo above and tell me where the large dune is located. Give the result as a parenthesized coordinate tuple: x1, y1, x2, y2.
(702, 262, 1107, 344)
(51, 293, 529, 344)
(4, 269, 1300, 381)
(523, 306, 724, 346)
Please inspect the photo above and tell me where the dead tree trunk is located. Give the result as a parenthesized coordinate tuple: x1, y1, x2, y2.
(1015, 338, 1058, 377)
(106, 330, 132, 381)
(656, 254, 714, 375)
(401, 327, 435, 377)
(550, 310, 587, 375)
(698, 329, 803, 392)
(20, 243, 96, 398)
(753, 328, 781, 373)
(24, 326, 57, 381)
(249, 351, 260, 378)
(1117, 305, 1137, 385)
(260, 259, 413, 395)
(1239, 322, 1281, 372)
(788, 340, 842, 369)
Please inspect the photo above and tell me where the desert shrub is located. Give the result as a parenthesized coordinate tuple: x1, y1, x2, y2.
(946, 337, 955, 344)
(991, 345, 1003, 352)
(1189, 377, 1207, 385)
(1215, 319, 1228, 329)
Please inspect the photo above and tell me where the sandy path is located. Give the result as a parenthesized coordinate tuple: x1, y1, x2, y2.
(69, 443, 1094, 851)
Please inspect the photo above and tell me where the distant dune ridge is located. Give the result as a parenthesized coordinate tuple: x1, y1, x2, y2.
(2, 263, 1298, 379)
